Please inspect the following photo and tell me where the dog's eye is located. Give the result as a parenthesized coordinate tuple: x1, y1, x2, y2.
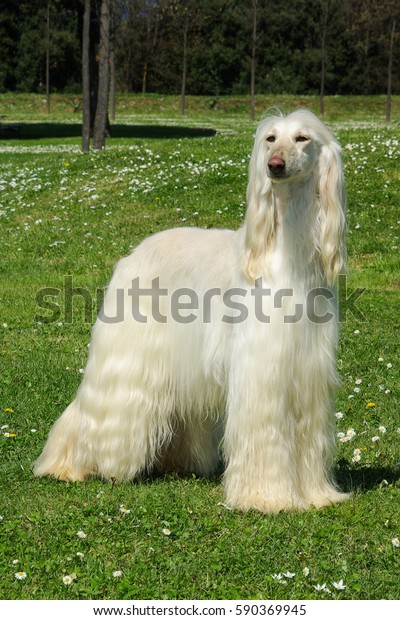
(266, 135, 276, 143)
(295, 135, 310, 143)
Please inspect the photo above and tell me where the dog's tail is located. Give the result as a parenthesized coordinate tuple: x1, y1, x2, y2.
(33, 399, 90, 481)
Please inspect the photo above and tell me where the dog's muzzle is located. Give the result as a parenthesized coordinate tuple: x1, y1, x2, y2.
(268, 156, 286, 177)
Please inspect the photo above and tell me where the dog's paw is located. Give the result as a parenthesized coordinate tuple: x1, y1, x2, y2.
(225, 493, 306, 514)
(303, 489, 351, 509)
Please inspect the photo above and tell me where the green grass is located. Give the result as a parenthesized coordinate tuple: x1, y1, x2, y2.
(1, 92, 400, 127)
(0, 95, 399, 600)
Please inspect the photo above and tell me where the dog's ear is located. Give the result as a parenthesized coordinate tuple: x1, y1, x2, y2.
(318, 141, 347, 285)
(243, 135, 276, 281)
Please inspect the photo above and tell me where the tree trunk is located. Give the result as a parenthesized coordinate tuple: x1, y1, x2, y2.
(319, 1, 330, 117)
(82, 0, 91, 152)
(250, 0, 257, 121)
(142, 62, 148, 94)
(46, 1, 50, 114)
(109, 44, 115, 122)
(93, 0, 111, 150)
(109, 0, 115, 122)
(142, 9, 160, 95)
(89, 2, 100, 136)
(386, 18, 396, 122)
(180, 13, 188, 115)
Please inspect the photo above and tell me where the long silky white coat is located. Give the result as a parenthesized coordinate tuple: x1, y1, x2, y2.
(35, 110, 349, 512)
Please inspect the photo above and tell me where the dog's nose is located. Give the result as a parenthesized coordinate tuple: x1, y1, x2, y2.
(268, 156, 286, 174)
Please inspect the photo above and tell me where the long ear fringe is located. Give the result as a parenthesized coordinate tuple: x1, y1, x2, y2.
(243, 144, 276, 281)
(318, 142, 347, 285)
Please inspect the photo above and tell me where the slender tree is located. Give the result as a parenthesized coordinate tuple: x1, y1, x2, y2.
(386, 17, 396, 122)
(142, 2, 160, 94)
(92, 0, 111, 149)
(46, 1, 51, 113)
(109, 0, 116, 121)
(82, 0, 91, 152)
(159, 0, 201, 115)
(180, 7, 189, 115)
(250, 0, 258, 121)
(319, 0, 330, 116)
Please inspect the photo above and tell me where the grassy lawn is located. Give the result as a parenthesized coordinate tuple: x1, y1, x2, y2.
(0, 94, 399, 600)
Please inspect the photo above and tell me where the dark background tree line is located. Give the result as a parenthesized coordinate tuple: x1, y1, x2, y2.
(0, 0, 398, 99)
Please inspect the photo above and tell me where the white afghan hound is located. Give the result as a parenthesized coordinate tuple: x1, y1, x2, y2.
(35, 109, 349, 512)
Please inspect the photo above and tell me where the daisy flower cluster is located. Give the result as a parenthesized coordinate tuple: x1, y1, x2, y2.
(342, 130, 399, 248)
(335, 356, 395, 465)
(2, 406, 38, 439)
(344, 134, 400, 181)
(271, 568, 347, 595)
(2, 407, 17, 438)
(60, 525, 126, 585)
(0, 143, 248, 263)
(337, 427, 356, 444)
(56, 510, 135, 585)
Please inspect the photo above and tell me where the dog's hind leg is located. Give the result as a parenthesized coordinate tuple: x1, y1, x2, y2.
(33, 387, 174, 483)
(33, 340, 177, 483)
(33, 399, 91, 481)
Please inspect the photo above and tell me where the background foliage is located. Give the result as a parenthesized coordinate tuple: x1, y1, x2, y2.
(0, 0, 399, 97)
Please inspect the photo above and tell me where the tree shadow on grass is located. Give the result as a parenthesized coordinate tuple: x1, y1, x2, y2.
(0, 122, 217, 141)
(336, 459, 400, 494)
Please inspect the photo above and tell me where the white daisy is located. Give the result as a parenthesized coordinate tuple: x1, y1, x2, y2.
(333, 579, 346, 590)
(62, 575, 73, 585)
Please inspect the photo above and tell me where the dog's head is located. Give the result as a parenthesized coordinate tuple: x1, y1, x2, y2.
(244, 109, 346, 284)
